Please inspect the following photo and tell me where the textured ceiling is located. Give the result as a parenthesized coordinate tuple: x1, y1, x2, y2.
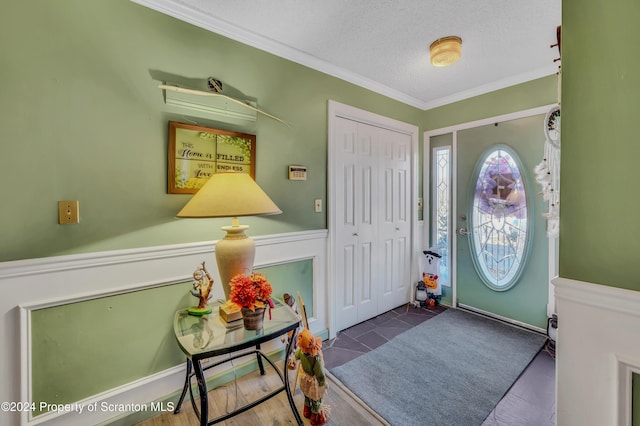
(135, 0, 562, 109)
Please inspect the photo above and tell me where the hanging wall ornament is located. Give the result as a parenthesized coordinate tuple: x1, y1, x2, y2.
(545, 106, 561, 149)
(534, 105, 561, 238)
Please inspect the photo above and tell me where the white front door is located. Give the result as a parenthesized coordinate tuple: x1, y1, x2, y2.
(332, 116, 413, 331)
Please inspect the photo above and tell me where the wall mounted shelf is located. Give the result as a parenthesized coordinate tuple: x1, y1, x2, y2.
(160, 84, 258, 122)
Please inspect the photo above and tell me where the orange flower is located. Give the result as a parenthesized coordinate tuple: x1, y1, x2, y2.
(229, 273, 273, 311)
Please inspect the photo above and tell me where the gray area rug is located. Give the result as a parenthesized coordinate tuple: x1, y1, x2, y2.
(330, 308, 546, 426)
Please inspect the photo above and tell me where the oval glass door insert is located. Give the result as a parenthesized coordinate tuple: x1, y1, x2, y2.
(469, 145, 531, 291)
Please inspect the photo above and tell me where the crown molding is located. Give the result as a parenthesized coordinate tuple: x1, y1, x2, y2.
(421, 66, 558, 110)
(132, 0, 429, 109)
(133, 0, 558, 111)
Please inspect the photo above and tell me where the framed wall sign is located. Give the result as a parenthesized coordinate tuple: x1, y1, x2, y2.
(168, 121, 256, 194)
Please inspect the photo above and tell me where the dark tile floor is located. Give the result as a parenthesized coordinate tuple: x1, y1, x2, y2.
(323, 303, 556, 425)
(322, 303, 447, 370)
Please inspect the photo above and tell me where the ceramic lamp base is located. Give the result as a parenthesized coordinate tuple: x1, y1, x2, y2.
(215, 224, 255, 300)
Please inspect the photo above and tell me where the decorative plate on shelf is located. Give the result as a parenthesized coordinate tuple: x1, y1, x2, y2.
(544, 106, 561, 148)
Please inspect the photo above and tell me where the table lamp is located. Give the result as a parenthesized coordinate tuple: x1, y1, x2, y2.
(177, 172, 282, 318)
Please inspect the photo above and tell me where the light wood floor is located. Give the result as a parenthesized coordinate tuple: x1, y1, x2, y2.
(137, 362, 387, 426)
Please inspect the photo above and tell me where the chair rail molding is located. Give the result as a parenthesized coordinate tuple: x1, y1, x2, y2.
(0, 229, 328, 426)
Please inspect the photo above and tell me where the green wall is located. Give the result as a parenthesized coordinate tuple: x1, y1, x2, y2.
(562, 1, 640, 420)
(255, 259, 313, 317)
(422, 76, 558, 131)
(0, 0, 422, 262)
(31, 283, 191, 414)
(561, 0, 640, 291)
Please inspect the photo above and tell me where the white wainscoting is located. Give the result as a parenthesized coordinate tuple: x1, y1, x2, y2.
(0, 230, 328, 426)
(553, 277, 640, 426)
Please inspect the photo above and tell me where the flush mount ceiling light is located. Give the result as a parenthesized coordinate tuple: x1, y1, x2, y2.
(430, 36, 463, 67)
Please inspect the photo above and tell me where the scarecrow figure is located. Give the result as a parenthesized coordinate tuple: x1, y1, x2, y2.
(294, 328, 330, 425)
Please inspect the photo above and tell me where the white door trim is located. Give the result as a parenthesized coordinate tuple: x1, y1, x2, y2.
(328, 100, 419, 338)
(423, 104, 556, 310)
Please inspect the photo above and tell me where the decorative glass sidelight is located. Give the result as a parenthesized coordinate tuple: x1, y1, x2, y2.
(469, 145, 531, 290)
(432, 147, 451, 286)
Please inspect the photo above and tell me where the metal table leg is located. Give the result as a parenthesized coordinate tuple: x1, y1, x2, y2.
(256, 343, 265, 375)
(173, 358, 192, 414)
(193, 359, 208, 426)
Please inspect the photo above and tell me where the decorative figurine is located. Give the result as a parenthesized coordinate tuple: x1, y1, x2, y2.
(188, 262, 214, 316)
(294, 328, 330, 426)
(421, 248, 442, 307)
(415, 280, 428, 305)
(422, 248, 442, 296)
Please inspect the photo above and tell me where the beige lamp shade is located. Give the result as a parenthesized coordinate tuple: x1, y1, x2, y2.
(177, 172, 281, 300)
(430, 36, 462, 67)
(176, 172, 281, 218)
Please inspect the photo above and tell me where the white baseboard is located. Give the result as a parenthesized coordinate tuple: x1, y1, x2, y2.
(21, 364, 184, 426)
(457, 303, 546, 334)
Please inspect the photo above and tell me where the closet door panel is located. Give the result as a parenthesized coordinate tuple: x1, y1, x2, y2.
(334, 117, 360, 329)
(378, 129, 412, 312)
(355, 123, 379, 323)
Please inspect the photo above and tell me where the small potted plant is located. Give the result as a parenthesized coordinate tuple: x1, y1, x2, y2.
(229, 273, 273, 330)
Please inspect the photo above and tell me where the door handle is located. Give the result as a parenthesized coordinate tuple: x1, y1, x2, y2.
(458, 228, 470, 236)
(353, 232, 359, 236)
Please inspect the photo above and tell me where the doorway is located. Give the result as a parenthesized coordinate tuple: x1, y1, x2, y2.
(328, 101, 419, 336)
(424, 105, 556, 330)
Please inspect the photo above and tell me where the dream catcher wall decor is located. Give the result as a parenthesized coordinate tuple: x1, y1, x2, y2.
(534, 27, 562, 238)
(534, 105, 560, 238)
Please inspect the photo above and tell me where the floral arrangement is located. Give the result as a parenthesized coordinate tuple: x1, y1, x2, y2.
(229, 273, 273, 311)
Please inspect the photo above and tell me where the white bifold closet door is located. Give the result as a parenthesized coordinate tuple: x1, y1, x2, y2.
(334, 116, 412, 331)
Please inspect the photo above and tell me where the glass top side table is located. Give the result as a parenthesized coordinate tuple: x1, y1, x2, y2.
(173, 298, 302, 425)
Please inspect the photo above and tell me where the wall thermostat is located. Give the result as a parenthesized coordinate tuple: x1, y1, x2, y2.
(288, 165, 307, 181)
